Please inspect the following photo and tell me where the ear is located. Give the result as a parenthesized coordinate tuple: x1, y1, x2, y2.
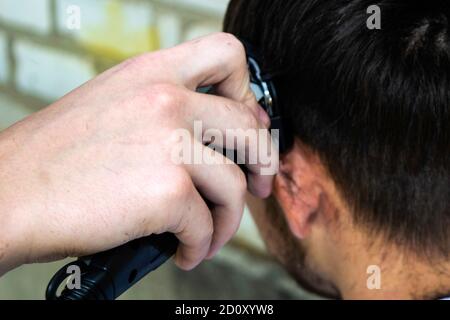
(273, 141, 324, 239)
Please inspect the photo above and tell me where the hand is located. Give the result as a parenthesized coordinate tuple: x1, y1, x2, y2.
(0, 33, 277, 275)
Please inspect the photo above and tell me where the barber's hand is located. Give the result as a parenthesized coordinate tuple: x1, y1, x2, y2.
(0, 33, 276, 275)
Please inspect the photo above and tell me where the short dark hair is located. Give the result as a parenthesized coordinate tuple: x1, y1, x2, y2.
(224, 0, 450, 258)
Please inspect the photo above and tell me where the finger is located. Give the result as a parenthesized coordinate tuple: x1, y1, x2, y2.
(185, 140, 247, 258)
(162, 32, 256, 106)
(186, 91, 279, 198)
(166, 175, 214, 270)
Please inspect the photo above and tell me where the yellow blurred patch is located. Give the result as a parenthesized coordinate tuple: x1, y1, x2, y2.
(78, 0, 160, 61)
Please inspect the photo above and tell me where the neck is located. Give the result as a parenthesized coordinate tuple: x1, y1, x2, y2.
(333, 231, 450, 299)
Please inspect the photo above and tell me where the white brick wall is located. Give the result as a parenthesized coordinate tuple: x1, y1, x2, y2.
(0, 93, 32, 130)
(56, 0, 158, 57)
(0, 31, 7, 83)
(183, 21, 223, 41)
(54, 0, 228, 55)
(161, 0, 230, 17)
(14, 40, 96, 101)
(156, 10, 182, 48)
(56, 0, 156, 35)
(0, 0, 51, 34)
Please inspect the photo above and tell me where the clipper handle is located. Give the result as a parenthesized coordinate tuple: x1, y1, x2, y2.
(46, 233, 178, 300)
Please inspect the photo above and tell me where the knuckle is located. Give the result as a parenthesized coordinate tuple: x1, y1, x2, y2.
(144, 84, 182, 115)
(171, 170, 193, 198)
(212, 32, 246, 60)
(216, 32, 244, 50)
(160, 168, 193, 205)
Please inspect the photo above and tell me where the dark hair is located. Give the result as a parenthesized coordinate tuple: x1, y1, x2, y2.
(224, 0, 450, 258)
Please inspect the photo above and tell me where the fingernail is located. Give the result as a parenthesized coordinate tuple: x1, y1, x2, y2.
(258, 107, 271, 128)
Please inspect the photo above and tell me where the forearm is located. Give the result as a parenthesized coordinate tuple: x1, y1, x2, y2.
(0, 129, 35, 276)
(0, 210, 26, 276)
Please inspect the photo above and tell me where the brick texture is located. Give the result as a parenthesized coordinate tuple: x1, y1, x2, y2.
(162, 0, 230, 17)
(0, 31, 8, 84)
(0, 0, 51, 34)
(0, 92, 32, 130)
(56, 0, 159, 58)
(14, 40, 96, 100)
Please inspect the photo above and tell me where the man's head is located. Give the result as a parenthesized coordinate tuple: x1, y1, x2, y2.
(224, 0, 450, 298)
